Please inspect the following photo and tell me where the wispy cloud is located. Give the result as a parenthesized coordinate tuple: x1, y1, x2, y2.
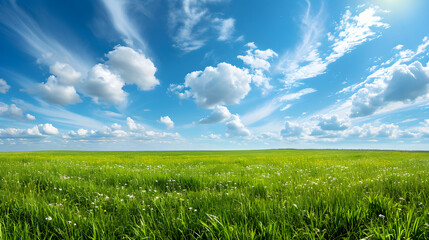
(241, 88, 316, 126)
(100, 0, 147, 50)
(276, 0, 326, 86)
(15, 100, 105, 130)
(276, 3, 389, 86)
(0, 0, 92, 73)
(168, 0, 234, 52)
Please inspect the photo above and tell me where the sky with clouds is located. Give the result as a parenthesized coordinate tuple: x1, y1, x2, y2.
(0, 0, 429, 151)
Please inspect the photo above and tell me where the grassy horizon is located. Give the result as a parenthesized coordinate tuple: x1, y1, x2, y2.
(0, 150, 428, 239)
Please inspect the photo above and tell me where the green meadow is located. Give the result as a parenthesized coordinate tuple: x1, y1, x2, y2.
(0, 150, 428, 239)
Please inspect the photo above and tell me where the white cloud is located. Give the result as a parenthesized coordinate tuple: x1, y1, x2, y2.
(225, 114, 250, 137)
(83, 64, 127, 105)
(0, 103, 23, 118)
(101, 111, 123, 118)
(0, 123, 60, 138)
(36, 75, 82, 105)
(100, 0, 146, 49)
(30, 62, 82, 105)
(238, 44, 278, 70)
(0, 127, 41, 138)
(0, 1, 91, 73)
(317, 115, 349, 131)
(39, 123, 59, 135)
(246, 42, 257, 49)
(26, 114, 36, 121)
(0, 79, 10, 94)
(126, 117, 144, 131)
(241, 100, 281, 126)
(394, 44, 404, 50)
(159, 116, 174, 129)
(280, 104, 292, 111)
(277, 4, 388, 86)
(77, 128, 88, 136)
(251, 69, 272, 94)
(276, 0, 326, 85)
(238, 43, 278, 93)
(326, 6, 389, 63)
(106, 45, 159, 91)
(281, 121, 305, 137)
(350, 61, 429, 117)
(201, 133, 221, 139)
(343, 123, 399, 139)
(279, 88, 316, 101)
(241, 88, 316, 126)
(168, 0, 231, 52)
(63, 117, 183, 142)
(174, 62, 252, 109)
(49, 62, 82, 86)
(199, 105, 231, 124)
(16, 100, 105, 130)
(214, 17, 235, 41)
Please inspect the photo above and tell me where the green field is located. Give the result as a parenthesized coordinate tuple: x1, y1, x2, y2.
(0, 150, 428, 239)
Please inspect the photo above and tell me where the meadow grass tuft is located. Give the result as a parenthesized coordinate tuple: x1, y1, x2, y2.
(0, 150, 428, 239)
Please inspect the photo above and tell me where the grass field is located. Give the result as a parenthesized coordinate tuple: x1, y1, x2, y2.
(0, 150, 428, 239)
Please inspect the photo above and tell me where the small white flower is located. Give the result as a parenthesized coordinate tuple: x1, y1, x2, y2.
(378, 214, 385, 219)
(45, 216, 52, 221)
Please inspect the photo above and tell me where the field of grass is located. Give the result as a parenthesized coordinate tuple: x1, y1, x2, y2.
(0, 150, 428, 239)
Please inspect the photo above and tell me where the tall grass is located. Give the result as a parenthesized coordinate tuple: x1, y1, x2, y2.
(0, 150, 428, 239)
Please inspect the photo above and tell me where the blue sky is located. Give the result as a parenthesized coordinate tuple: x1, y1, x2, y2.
(1, 0, 429, 151)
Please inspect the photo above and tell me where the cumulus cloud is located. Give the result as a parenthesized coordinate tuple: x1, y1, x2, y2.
(0, 78, 10, 93)
(172, 62, 252, 109)
(106, 45, 159, 90)
(350, 61, 429, 117)
(199, 105, 231, 124)
(0, 127, 41, 138)
(0, 103, 23, 118)
(317, 115, 349, 131)
(126, 117, 144, 131)
(279, 119, 410, 141)
(36, 75, 82, 105)
(83, 64, 127, 105)
(281, 121, 305, 137)
(31, 62, 82, 105)
(225, 114, 250, 137)
(343, 123, 400, 139)
(63, 117, 182, 142)
(238, 43, 278, 70)
(49, 62, 82, 86)
(251, 69, 272, 93)
(79, 45, 158, 105)
(159, 116, 174, 129)
(237, 42, 278, 93)
(0, 123, 59, 138)
(26, 114, 36, 121)
(39, 123, 59, 135)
